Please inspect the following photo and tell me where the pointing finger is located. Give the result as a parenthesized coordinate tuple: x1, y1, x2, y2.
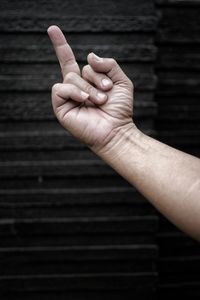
(47, 25, 80, 78)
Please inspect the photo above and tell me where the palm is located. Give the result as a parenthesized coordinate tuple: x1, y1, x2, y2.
(57, 83, 133, 147)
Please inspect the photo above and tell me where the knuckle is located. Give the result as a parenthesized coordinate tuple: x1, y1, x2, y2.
(62, 83, 73, 94)
(85, 83, 95, 95)
(64, 71, 76, 82)
(128, 79, 134, 90)
(82, 64, 89, 72)
(82, 64, 91, 77)
(52, 83, 61, 94)
(109, 58, 117, 66)
(67, 84, 74, 94)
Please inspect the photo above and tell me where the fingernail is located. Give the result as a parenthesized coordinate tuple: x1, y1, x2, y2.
(102, 78, 111, 87)
(92, 53, 103, 62)
(81, 91, 89, 100)
(97, 92, 107, 102)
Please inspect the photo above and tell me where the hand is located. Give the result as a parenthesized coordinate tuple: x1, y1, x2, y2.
(47, 25, 135, 153)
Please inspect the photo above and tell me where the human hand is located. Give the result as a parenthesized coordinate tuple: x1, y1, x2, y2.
(47, 25, 135, 153)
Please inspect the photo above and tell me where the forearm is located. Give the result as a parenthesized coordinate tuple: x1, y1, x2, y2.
(95, 125, 200, 241)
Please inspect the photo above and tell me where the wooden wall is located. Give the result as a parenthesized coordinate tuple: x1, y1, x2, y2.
(0, 1, 158, 299)
(0, 0, 199, 299)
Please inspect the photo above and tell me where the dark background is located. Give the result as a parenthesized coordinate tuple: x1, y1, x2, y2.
(0, 0, 199, 299)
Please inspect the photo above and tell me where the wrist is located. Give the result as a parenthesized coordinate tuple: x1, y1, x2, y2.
(92, 122, 143, 164)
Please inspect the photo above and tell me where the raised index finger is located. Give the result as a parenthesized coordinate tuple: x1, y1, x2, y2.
(47, 25, 80, 78)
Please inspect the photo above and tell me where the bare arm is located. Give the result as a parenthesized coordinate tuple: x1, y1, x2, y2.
(48, 25, 200, 241)
(97, 124, 200, 241)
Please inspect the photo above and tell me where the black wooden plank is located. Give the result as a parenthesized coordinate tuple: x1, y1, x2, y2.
(0, 159, 115, 178)
(0, 272, 158, 291)
(0, 216, 158, 236)
(0, 205, 155, 219)
(0, 198, 155, 219)
(156, 104, 200, 121)
(0, 44, 157, 63)
(0, 16, 158, 33)
(0, 149, 96, 162)
(0, 244, 158, 261)
(0, 173, 128, 187)
(157, 8, 200, 43)
(157, 232, 200, 256)
(0, 128, 155, 151)
(1, 289, 157, 300)
(1, 260, 156, 277)
(157, 46, 200, 70)
(0, 0, 156, 17)
(157, 74, 200, 96)
(0, 32, 155, 49)
(0, 187, 143, 204)
(0, 245, 157, 275)
(156, 0, 200, 6)
(1, 260, 155, 276)
(0, 15, 158, 33)
(159, 256, 200, 275)
(0, 233, 155, 248)
(0, 73, 157, 92)
(158, 130, 200, 147)
(0, 62, 155, 76)
(0, 94, 157, 121)
(158, 282, 200, 299)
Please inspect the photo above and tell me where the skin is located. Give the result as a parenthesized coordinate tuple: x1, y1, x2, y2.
(47, 25, 200, 241)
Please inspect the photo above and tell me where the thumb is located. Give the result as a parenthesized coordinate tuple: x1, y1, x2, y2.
(87, 52, 132, 86)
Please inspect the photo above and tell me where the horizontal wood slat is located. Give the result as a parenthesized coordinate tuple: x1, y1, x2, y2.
(0, 0, 156, 17)
(0, 98, 157, 121)
(156, 0, 200, 6)
(0, 216, 158, 236)
(0, 128, 155, 150)
(0, 44, 157, 63)
(0, 244, 158, 261)
(0, 290, 157, 300)
(0, 272, 158, 291)
(0, 245, 157, 275)
(0, 16, 158, 32)
(0, 159, 114, 178)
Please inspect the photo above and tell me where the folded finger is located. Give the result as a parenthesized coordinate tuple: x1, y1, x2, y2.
(64, 72, 108, 105)
(87, 52, 133, 87)
(82, 64, 113, 91)
(52, 83, 89, 112)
